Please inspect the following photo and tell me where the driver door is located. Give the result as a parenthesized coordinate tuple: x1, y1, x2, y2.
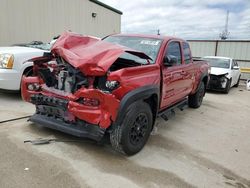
(160, 41, 186, 109)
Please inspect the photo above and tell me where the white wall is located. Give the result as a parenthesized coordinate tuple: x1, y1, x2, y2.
(188, 40, 250, 79)
(0, 0, 121, 45)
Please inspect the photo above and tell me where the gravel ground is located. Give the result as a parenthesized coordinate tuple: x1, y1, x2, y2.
(0, 82, 249, 188)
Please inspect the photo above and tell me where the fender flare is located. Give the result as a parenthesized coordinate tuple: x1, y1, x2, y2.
(196, 72, 209, 93)
(113, 85, 160, 127)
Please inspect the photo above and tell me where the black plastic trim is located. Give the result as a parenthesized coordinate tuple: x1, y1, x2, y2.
(198, 72, 209, 92)
(114, 85, 159, 127)
(30, 114, 105, 141)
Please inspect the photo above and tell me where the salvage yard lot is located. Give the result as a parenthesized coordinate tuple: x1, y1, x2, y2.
(0, 83, 250, 188)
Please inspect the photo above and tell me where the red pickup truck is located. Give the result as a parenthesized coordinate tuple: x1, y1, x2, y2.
(22, 32, 209, 155)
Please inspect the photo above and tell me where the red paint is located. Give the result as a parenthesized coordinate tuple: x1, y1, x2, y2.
(51, 32, 151, 76)
(22, 32, 209, 130)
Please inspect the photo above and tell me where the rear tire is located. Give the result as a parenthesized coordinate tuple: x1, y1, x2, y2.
(188, 81, 205, 108)
(110, 101, 153, 156)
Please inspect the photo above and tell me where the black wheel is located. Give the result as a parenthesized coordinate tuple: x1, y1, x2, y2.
(23, 67, 33, 77)
(110, 101, 153, 156)
(234, 76, 240, 87)
(188, 81, 205, 108)
(224, 79, 231, 94)
(20, 67, 33, 93)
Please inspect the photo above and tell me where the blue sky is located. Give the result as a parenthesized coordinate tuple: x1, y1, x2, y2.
(101, 0, 250, 39)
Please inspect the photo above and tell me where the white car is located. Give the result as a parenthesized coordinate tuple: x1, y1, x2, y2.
(202, 56, 241, 93)
(0, 41, 52, 91)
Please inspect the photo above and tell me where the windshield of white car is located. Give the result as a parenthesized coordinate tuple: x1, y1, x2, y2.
(103, 36, 163, 64)
(16, 42, 51, 51)
(202, 58, 230, 69)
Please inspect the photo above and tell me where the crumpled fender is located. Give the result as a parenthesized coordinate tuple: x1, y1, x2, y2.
(68, 88, 120, 128)
(51, 32, 151, 76)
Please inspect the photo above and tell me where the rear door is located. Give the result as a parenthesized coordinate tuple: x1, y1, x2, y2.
(180, 42, 194, 96)
(231, 60, 240, 85)
(160, 41, 186, 109)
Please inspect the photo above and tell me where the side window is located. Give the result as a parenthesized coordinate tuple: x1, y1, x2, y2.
(235, 60, 238, 67)
(232, 60, 237, 69)
(166, 41, 182, 65)
(183, 42, 191, 64)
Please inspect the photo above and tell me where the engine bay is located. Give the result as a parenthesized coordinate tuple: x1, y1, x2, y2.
(36, 57, 88, 93)
(35, 55, 143, 94)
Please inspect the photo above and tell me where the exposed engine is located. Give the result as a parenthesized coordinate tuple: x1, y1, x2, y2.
(35, 53, 144, 94)
(56, 63, 88, 93)
(37, 57, 88, 93)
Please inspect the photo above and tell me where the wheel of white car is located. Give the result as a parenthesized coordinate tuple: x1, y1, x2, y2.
(224, 79, 231, 94)
(23, 67, 33, 77)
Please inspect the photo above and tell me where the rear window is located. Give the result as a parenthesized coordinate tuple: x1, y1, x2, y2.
(183, 42, 191, 64)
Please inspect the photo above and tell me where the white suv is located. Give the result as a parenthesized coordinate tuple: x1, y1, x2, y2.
(202, 56, 241, 93)
(0, 41, 52, 91)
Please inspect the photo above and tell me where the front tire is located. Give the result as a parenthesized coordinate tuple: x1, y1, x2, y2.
(188, 81, 205, 108)
(110, 101, 153, 156)
(224, 79, 231, 94)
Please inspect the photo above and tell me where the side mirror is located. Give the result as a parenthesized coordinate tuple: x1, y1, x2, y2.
(163, 55, 178, 66)
(233, 66, 239, 70)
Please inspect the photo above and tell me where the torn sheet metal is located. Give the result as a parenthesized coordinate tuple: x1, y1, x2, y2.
(51, 32, 151, 76)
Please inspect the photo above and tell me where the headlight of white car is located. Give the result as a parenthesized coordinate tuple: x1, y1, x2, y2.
(0, 53, 14, 69)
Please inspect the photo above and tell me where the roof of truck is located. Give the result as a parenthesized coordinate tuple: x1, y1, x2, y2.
(110, 33, 186, 42)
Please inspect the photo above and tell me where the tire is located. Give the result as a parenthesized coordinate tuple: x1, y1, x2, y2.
(188, 81, 205, 108)
(234, 76, 240, 87)
(110, 101, 153, 156)
(20, 67, 33, 93)
(23, 67, 33, 77)
(224, 79, 231, 94)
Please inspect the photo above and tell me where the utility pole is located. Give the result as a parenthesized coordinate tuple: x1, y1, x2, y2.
(157, 29, 160, 35)
(219, 10, 230, 40)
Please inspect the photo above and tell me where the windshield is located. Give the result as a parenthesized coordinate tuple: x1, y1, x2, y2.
(202, 58, 230, 69)
(16, 41, 52, 51)
(104, 36, 162, 64)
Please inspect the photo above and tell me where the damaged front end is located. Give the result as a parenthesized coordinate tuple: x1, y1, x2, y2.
(21, 32, 157, 141)
(207, 73, 229, 91)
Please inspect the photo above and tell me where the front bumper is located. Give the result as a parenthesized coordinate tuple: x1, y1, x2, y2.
(0, 69, 21, 90)
(22, 76, 120, 139)
(207, 74, 228, 90)
(29, 114, 105, 141)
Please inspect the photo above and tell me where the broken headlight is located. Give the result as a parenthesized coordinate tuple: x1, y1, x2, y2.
(220, 76, 227, 83)
(0, 53, 14, 69)
(105, 80, 119, 90)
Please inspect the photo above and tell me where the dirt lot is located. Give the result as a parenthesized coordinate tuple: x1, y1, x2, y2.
(0, 83, 250, 188)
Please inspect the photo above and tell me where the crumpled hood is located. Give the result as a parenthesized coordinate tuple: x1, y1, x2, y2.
(0, 46, 45, 54)
(51, 32, 151, 76)
(210, 67, 229, 76)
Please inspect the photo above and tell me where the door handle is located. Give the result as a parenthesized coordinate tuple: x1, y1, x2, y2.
(180, 71, 186, 75)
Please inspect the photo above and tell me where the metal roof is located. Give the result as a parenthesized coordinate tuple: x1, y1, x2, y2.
(89, 0, 123, 15)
